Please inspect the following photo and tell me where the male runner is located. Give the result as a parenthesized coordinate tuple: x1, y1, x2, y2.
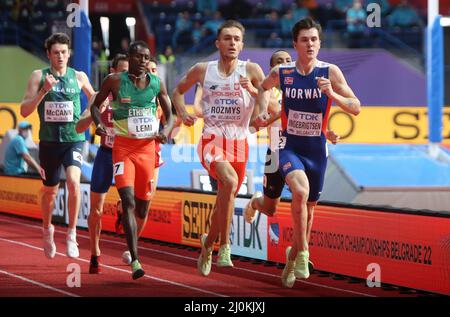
(91, 41, 173, 279)
(21, 33, 96, 259)
(76, 53, 128, 273)
(172, 20, 265, 276)
(254, 18, 360, 288)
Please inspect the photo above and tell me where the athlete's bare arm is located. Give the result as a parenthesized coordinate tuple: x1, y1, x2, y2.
(252, 65, 280, 128)
(156, 81, 174, 144)
(91, 74, 119, 134)
(20, 70, 58, 117)
(192, 84, 203, 118)
(76, 92, 109, 133)
(318, 64, 360, 116)
(172, 63, 207, 126)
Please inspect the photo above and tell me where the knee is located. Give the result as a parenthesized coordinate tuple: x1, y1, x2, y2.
(221, 175, 238, 194)
(122, 199, 136, 214)
(265, 201, 278, 217)
(40, 186, 58, 199)
(66, 179, 80, 194)
(89, 207, 103, 220)
(291, 185, 309, 204)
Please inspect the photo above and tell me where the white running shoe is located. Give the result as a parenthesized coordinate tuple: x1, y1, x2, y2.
(217, 244, 234, 267)
(43, 225, 56, 259)
(244, 191, 262, 224)
(66, 230, 79, 258)
(294, 250, 310, 279)
(122, 250, 132, 265)
(197, 234, 213, 276)
(281, 246, 296, 288)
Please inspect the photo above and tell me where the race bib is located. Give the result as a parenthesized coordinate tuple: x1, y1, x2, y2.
(44, 101, 74, 122)
(127, 116, 158, 139)
(208, 98, 243, 123)
(287, 110, 322, 137)
(104, 127, 115, 148)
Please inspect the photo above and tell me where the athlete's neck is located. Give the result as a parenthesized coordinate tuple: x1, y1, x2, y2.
(296, 58, 317, 76)
(50, 65, 67, 77)
(218, 57, 238, 77)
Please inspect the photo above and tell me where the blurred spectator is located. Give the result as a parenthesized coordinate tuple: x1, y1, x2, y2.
(335, 0, 354, 18)
(172, 11, 192, 49)
(192, 21, 203, 44)
(120, 37, 130, 54)
(263, 0, 282, 11)
(281, 9, 296, 37)
(202, 11, 224, 37)
(346, 0, 367, 48)
(4, 122, 43, 178)
(223, 0, 252, 19)
(196, 0, 218, 17)
(388, 0, 423, 28)
(265, 32, 283, 48)
(292, 0, 310, 22)
(158, 45, 175, 65)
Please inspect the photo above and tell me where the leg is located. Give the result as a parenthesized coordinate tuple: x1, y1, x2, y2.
(284, 170, 309, 258)
(136, 168, 158, 237)
(135, 198, 151, 237)
(204, 161, 238, 249)
(254, 196, 280, 217)
(306, 201, 317, 244)
(39, 185, 59, 229)
(88, 192, 106, 256)
(66, 166, 81, 230)
(119, 187, 138, 262)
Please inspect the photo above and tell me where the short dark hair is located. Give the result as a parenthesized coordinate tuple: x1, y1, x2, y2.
(270, 49, 290, 67)
(149, 56, 157, 64)
(45, 33, 70, 52)
(292, 17, 322, 42)
(217, 20, 245, 39)
(128, 40, 150, 55)
(111, 53, 128, 69)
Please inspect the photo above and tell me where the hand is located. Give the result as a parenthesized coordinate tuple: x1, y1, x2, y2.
(254, 111, 271, 128)
(95, 123, 106, 136)
(316, 76, 333, 97)
(42, 73, 59, 93)
(326, 130, 340, 145)
(181, 112, 197, 127)
(239, 75, 255, 94)
(155, 133, 168, 144)
(39, 167, 46, 181)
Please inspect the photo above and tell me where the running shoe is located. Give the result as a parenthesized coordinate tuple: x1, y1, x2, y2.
(197, 234, 213, 276)
(294, 250, 310, 279)
(43, 225, 56, 259)
(131, 260, 145, 280)
(217, 244, 234, 267)
(122, 250, 132, 265)
(89, 255, 101, 274)
(281, 246, 296, 288)
(244, 191, 262, 224)
(66, 230, 79, 258)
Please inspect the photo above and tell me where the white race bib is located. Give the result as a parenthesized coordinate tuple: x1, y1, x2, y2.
(104, 127, 115, 148)
(287, 110, 322, 137)
(127, 116, 158, 139)
(44, 101, 74, 122)
(208, 98, 243, 123)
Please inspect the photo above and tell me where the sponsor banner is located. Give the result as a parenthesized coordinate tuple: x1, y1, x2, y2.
(267, 202, 450, 295)
(181, 192, 216, 247)
(0, 176, 66, 224)
(230, 198, 267, 260)
(0, 103, 40, 143)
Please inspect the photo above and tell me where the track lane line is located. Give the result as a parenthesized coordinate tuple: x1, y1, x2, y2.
(0, 236, 227, 297)
(0, 216, 374, 297)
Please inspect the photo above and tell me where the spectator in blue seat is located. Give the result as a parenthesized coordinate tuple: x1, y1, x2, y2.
(335, 0, 354, 18)
(281, 9, 296, 37)
(4, 121, 44, 178)
(293, 0, 310, 22)
(202, 11, 224, 37)
(264, 0, 282, 11)
(265, 32, 283, 48)
(196, 0, 218, 17)
(388, 0, 423, 28)
(172, 11, 192, 49)
(346, 0, 367, 48)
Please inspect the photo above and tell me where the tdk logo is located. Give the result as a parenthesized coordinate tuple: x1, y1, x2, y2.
(230, 207, 262, 250)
